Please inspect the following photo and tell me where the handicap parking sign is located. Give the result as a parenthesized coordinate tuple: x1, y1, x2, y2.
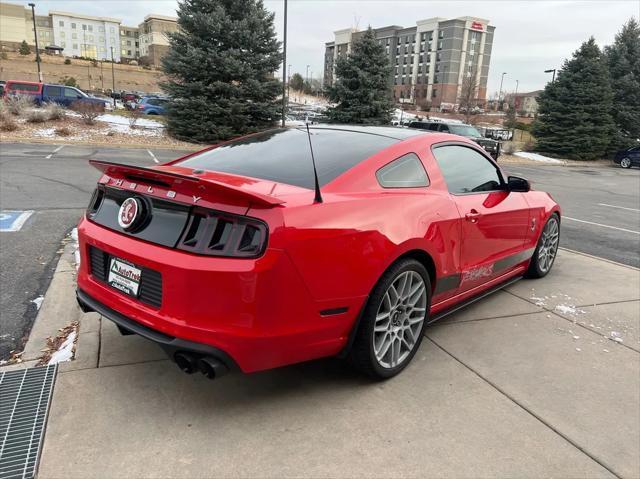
(0, 210, 34, 232)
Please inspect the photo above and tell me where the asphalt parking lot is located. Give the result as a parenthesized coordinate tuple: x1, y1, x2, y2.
(1, 142, 639, 362)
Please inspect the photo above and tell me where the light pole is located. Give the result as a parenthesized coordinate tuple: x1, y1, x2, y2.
(28, 3, 42, 82)
(498, 72, 507, 110)
(306, 64, 310, 85)
(544, 68, 556, 83)
(110, 46, 116, 107)
(281, 0, 287, 127)
(287, 63, 291, 105)
(513, 79, 519, 114)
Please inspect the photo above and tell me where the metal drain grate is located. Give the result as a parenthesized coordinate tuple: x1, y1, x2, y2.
(0, 365, 57, 479)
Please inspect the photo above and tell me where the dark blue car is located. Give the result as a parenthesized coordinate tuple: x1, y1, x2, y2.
(138, 97, 168, 115)
(614, 146, 640, 169)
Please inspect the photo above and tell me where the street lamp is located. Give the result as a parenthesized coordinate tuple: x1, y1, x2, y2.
(281, 0, 288, 127)
(110, 46, 116, 107)
(498, 71, 507, 110)
(544, 68, 556, 82)
(28, 3, 42, 82)
(306, 64, 310, 85)
(287, 63, 291, 104)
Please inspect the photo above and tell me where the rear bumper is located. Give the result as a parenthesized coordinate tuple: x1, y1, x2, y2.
(77, 218, 365, 373)
(76, 288, 238, 370)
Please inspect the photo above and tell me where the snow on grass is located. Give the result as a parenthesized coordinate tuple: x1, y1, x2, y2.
(103, 123, 162, 137)
(97, 113, 164, 129)
(71, 227, 80, 269)
(33, 128, 56, 138)
(514, 152, 565, 164)
(48, 331, 76, 365)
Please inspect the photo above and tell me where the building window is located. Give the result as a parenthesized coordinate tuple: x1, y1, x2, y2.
(99, 36, 104, 42)
(45, 31, 50, 37)
(128, 50, 132, 55)
(120, 29, 125, 35)
(432, 89, 437, 98)
(439, 30, 444, 39)
(73, 43, 78, 49)
(421, 33, 427, 41)
(60, 31, 65, 38)
(121, 49, 127, 55)
(72, 33, 77, 39)
(88, 35, 94, 42)
(126, 41, 131, 46)
(419, 55, 423, 63)
(110, 27, 115, 33)
(82, 25, 87, 30)
(438, 41, 443, 50)
(99, 26, 104, 32)
(59, 21, 64, 27)
(71, 23, 76, 29)
(61, 41, 66, 47)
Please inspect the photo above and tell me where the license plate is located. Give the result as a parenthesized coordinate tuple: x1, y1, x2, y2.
(107, 257, 142, 297)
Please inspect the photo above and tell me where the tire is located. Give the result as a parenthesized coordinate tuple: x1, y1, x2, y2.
(525, 214, 560, 279)
(620, 157, 632, 169)
(349, 259, 431, 379)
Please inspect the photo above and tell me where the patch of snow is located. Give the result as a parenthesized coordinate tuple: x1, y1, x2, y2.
(575, 348, 581, 352)
(48, 331, 76, 365)
(31, 296, 44, 310)
(572, 335, 580, 340)
(612, 337, 623, 343)
(555, 304, 585, 315)
(514, 151, 565, 164)
(97, 113, 163, 129)
(603, 349, 610, 353)
(610, 331, 621, 338)
(34, 128, 56, 138)
(103, 123, 162, 137)
(70, 227, 80, 269)
(531, 296, 546, 306)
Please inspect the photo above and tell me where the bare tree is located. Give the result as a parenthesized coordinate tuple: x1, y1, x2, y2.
(459, 63, 480, 123)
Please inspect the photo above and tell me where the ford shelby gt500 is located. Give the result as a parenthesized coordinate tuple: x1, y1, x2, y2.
(76, 126, 560, 380)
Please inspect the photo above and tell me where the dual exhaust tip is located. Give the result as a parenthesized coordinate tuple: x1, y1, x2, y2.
(174, 352, 229, 379)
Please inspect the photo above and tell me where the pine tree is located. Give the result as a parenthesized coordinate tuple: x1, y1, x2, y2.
(604, 18, 640, 152)
(290, 73, 304, 91)
(532, 38, 614, 160)
(19, 40, 31, 55)
(326, 28, 394, 125)
(161, 0, 282, 143)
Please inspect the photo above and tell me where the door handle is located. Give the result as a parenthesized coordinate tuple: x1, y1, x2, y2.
(465, 209, 481, 223)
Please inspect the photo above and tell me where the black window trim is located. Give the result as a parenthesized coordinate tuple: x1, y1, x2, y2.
(376, 152, 430, 189)
(431, 141, 506, 196)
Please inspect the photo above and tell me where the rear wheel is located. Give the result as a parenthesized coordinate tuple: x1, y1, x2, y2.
(349, 259, 431, 379)
(620, 157, 632, 168)
(526, 214, 560, 278)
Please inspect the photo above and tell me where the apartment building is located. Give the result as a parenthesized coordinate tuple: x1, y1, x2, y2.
(50, 11, 122, 61)
(324, 17, 495, 109)
(0, 2, 173, 64)
(138, 14, 177, 66)
(120, 25, 140, 60)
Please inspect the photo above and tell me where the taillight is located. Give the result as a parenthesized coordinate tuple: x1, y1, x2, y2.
(86, 186, 105, 218)
(138, 104, 144, 110)
(177, 208, 267, 258)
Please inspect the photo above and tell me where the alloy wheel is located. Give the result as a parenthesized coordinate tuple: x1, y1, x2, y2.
(620, 158, 631, 168)
(373, 271, 427, 369)
(538, 217, 559, 273)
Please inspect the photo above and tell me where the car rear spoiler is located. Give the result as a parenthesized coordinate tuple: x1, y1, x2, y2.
(89, 160, 285, 207)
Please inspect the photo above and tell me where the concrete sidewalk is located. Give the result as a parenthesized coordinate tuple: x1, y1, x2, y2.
(36, 249, 640, 478)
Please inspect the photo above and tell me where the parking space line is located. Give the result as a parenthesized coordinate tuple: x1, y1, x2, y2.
(147, 149, 159, 163)
(597, 203, 640, 213)
(563, 216, 640, 235)
(45, 145, 65, 159)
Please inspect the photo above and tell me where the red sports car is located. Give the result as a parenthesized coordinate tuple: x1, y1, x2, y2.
(76, 126, 560, 380)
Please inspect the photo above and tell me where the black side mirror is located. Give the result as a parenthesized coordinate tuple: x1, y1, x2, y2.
(507, 176, 530, 192)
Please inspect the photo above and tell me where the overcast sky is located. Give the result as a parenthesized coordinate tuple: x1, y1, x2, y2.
(29, 0, 640, 94)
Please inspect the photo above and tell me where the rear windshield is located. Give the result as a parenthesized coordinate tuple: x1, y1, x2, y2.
(8, 83, 40, 92)
(449, 125, 482, 137)
(177, 128, 398, 189)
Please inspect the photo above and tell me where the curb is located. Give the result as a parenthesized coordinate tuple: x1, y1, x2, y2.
(0, 138, 201, 152)
(558, 247, 640, 271)
(1, 238, 101, 371)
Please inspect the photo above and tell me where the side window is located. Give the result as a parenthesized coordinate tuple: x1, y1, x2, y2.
(65, 88, 81, 98)
(45, 86, 62, 97)
(432, 145, 503, 194)
(376, 153, 429, 188)
(10, 83, 40, 92)
(438, 124, 450, 132)
(427, 123, 439, 131)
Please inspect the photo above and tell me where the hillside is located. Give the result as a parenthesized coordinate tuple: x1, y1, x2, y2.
(0, 52, 164, 93)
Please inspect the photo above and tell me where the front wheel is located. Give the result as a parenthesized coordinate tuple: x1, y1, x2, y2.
(526, 214, 560, 278)
(349, 259, 431, 379)
(620, 157, 632, 169)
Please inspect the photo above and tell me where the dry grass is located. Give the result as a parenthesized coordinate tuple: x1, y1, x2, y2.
(71, 101, 103, 125)
(26, 109, 50, 123)
(5, 94, 35, 116)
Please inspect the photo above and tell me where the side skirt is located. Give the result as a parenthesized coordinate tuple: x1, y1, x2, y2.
(427, 275, 522, 324)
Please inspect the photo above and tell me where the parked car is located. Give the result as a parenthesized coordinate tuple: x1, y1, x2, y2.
(2, 81, 108, 110)
(76, 126, 560, 381)
(137, 96, 168, 115)
(409, 120, 501, 160)
(613, 146, 640, 169)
